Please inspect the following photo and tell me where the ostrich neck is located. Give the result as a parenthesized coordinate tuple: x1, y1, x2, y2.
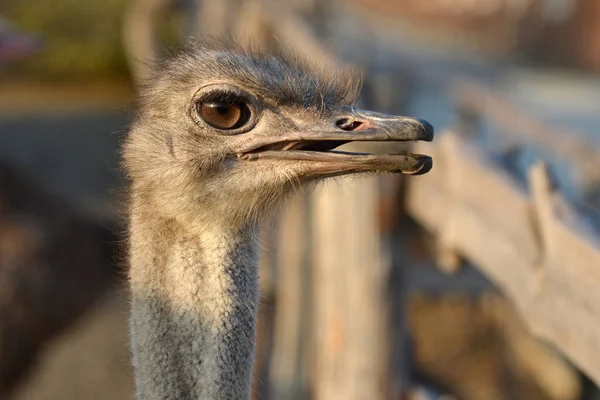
(128, 207, 260, 400)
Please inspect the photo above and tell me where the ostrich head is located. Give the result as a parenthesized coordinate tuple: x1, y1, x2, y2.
(123, 40, 433, 231)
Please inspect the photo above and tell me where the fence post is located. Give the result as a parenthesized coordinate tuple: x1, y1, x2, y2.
(311, 169, 392, 400)
(268, 194, 313, 400)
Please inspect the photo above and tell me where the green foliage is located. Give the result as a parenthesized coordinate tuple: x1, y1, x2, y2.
(1, 0, 130, 81)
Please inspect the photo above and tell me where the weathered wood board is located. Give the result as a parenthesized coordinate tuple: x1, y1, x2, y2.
(407, 131, 600, 385)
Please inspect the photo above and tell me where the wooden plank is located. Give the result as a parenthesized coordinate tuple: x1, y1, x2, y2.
(527, 162, 600, 380)
(454, 81, 600, 187)
(406, 131, 600, 385)
(268, 194, 312, 400)
(408, 133, 538, 307)
(312, 169, 392, 400)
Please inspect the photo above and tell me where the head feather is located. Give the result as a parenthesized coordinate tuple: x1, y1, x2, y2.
(138, 37, 362, 114)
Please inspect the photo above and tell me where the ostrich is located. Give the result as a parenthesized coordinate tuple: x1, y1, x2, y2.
(123, 40, 433, 400)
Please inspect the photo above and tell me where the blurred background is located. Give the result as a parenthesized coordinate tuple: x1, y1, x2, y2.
(1, 0, 599, 399)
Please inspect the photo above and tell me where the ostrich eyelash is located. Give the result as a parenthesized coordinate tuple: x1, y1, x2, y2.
(198, 90, 247, 105)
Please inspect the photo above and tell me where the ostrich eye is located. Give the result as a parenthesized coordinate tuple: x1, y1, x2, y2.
(197, 100, 251, 130)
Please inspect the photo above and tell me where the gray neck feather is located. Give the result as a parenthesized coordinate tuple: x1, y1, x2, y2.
(128, 208, 259, 400)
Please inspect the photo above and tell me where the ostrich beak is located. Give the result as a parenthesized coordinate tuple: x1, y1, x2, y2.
(236, 111, 434, 176)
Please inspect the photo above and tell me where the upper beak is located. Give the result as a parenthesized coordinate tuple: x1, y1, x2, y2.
(236, 110, 434, 176)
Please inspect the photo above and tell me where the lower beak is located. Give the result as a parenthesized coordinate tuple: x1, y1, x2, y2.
(236, 112, 434, 176)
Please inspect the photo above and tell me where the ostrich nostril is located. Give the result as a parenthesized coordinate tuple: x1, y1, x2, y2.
(336, 118, 364, 131)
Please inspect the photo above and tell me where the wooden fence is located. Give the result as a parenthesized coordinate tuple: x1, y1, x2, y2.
(258, 10, 600, 397)
(407, 127, 600, 385)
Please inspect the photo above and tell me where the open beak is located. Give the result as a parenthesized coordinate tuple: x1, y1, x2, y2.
(236, 110, 434, 176)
